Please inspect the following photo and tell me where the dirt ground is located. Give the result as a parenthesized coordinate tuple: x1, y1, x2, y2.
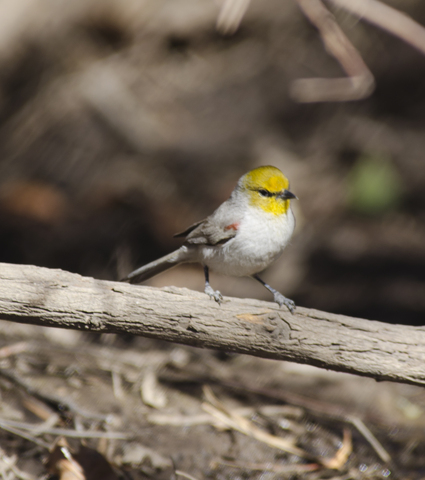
(0, 0, 424, 478)
(2, 320, 425, 480)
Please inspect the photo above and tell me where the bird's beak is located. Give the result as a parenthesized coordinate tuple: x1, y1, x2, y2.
(280, 189, 297, 200)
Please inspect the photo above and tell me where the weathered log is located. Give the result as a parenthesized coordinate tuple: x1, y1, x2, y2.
(0, 262, 424, 386)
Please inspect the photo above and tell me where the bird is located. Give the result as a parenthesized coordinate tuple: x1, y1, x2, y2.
(123, 165, 297, 312)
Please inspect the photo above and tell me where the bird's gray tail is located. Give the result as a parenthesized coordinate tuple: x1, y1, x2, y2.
(122, 247, 190, 284)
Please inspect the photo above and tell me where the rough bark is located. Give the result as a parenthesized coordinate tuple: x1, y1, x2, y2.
(0, 262, 424, 386)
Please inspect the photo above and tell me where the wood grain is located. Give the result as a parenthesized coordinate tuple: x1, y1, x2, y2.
(0, 262, 424, 386)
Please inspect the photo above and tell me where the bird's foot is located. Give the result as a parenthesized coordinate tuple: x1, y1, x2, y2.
(204, 284, 223, 305)
(273, 292, 296, 313)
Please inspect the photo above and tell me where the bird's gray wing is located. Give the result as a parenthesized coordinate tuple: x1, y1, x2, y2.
(174, 218, 237, 246)
(173, 220, 204, 238)
(185, 219, 237, 245)
(174, 196, 241, 246)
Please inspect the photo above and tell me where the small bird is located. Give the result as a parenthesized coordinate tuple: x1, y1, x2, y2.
(123, 165, 297, 312)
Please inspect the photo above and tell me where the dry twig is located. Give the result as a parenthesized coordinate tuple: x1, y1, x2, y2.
(0, 418, 131, 440)
(292, 0, 375, 102)
(218, 381, 391, 464)
(202, 386, 351, 469)
(202, 386, 311, 459)
(147, 405, 303, 427)
(175, 470, 201, 480)
(216, 0, 251, 34)
(0, 447, 36, 480)
(291, 0, 425, 102)
(321, 429, 352, 469)
(213, 459, 320, 474)
(328, 0, 425, 56)
(0, 341, 29, 359)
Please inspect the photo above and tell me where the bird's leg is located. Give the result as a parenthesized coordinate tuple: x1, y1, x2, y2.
(203, 266, 223, 304)
(253, 274, 295, 313)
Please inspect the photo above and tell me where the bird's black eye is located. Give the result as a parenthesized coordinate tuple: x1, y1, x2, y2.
(258, 189, 271, 197)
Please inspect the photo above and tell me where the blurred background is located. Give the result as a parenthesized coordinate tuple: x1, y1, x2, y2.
(0, 0, 424, 325)
(2, 1, 425, 478)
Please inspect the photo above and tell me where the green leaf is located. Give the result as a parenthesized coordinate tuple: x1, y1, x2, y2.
(346, 153, 404, 215)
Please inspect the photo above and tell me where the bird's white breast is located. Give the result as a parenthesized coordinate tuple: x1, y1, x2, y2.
(199, 207, 295, 277)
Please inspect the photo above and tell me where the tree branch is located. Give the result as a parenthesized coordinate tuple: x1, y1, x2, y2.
(0, 262, 424, 386)
(327, 0, 425, 57)
(292, 0, 375, 102)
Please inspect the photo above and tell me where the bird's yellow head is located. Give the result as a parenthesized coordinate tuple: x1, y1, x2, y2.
(240, 166, 296, 215)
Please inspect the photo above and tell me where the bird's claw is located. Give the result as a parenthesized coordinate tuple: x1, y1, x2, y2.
(204, 285, 223, 305)
(274, 292, 296, 313)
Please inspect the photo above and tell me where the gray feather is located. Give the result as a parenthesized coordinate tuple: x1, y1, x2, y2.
(123, 248, 188, 284)
(184, 220, 237, 245)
